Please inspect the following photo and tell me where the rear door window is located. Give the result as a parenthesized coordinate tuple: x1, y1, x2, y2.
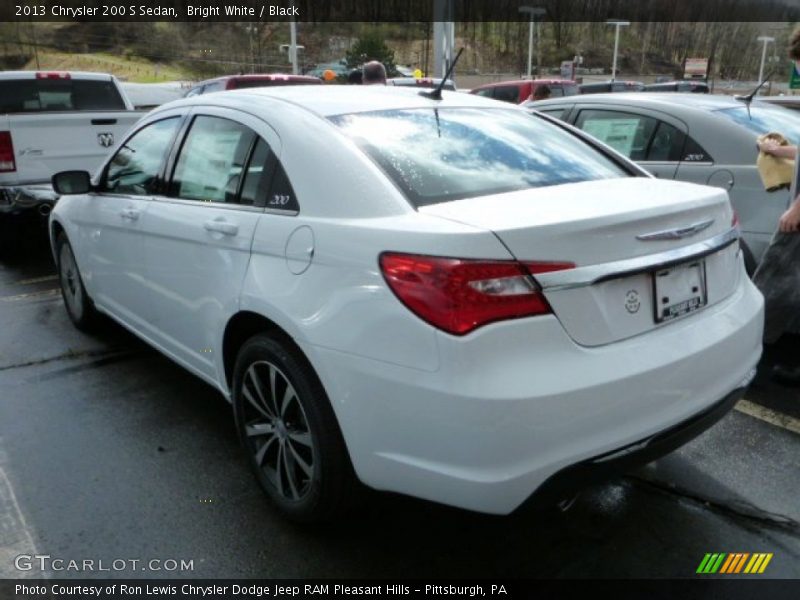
(575, 109, 658, 160)
(473, 88, 494, 98)
(170, 116, 256, 204)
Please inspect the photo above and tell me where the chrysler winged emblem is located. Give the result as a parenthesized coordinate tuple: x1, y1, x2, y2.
(636, 219, 714, 241)
(97, 132, 114, 148)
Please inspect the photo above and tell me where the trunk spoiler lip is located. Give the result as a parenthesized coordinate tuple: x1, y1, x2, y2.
(535, 227, 739, 292)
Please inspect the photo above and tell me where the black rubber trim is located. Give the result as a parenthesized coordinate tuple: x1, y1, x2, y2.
(521, 384, 746, 510)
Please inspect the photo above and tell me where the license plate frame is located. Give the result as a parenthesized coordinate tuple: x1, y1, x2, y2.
(652, 259, 707, 324)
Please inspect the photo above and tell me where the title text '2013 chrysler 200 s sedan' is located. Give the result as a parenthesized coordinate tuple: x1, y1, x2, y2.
(49, 87, 763, 522)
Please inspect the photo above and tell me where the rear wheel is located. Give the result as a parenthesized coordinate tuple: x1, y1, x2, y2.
(232, 333, 357, 522)
(56, 233, 99, 331)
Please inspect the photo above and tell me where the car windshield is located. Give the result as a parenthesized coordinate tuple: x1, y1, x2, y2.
(330, 108, 626, 207)
(715, 105, 800, 145)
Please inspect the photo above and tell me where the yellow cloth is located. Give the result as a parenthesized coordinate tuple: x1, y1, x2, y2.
(756, 132, 795, 192)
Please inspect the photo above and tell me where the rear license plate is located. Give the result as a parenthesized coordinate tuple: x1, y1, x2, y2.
(653, 260, 707, 323)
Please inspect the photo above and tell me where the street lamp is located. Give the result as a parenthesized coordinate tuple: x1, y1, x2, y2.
(606, 19, 630, 81)
(519, 6, 546, 79)
(757, 35, 775, 85)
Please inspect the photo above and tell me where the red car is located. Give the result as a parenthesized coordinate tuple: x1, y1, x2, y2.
(469, 79, 579, 104)
(185, 74, 321, 96)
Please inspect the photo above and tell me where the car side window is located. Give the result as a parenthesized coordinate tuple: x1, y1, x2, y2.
(575, 109, 658, 161)
(102, 117, 180, 196)
(682, 136, 714, 163)
(170, 116, 256, 204)
(204, 81, 226, 93)
(646, 121, 686, 162)
(492, 86, 520, 103)
(237, 138, 299, 212)
(538, 107, 568, 120)
(266, 161, 299, 212)
(473, 88, 494, 98)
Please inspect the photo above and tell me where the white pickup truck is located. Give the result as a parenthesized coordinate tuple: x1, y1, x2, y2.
(0, 71, 141, 229)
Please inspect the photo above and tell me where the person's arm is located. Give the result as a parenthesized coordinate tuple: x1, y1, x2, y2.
(758, 139, 798, 159)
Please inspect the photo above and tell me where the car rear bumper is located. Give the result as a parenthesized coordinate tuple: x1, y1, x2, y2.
(521, 380, 749, 510)
(306, 271, 763, 515)
(0, 184, 58, 218)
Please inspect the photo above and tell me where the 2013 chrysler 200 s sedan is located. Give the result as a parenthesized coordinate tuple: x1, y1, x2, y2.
(49, 87, 763, 522)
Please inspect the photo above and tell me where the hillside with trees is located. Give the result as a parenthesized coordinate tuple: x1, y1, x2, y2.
(0, 21, 793, 84)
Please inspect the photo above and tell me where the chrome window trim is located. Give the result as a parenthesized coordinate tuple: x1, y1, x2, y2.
(150, 196, 264, 213)
(149, 195, 299, 216)
(536, 227, 739, 291)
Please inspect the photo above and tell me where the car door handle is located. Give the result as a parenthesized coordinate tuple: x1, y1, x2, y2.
(204, 220, 238, 236)
(120, 208, 140, 221)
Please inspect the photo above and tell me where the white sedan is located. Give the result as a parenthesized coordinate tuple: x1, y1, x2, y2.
(49, 86, 763, 522)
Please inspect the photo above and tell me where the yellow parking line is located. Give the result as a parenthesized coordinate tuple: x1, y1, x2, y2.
(735, 399, 800, 436)
(0, 289, 60, 302)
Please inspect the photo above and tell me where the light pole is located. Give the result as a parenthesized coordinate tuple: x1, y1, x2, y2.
(606, 20, 630, 81)
(757, 35, 775, 85)
(519, 6, 546, 79)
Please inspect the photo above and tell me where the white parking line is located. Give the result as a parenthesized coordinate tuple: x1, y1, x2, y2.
(0, 456, 40, 578)
(0, 289, 60, 302)
(736, 399, 800, 436)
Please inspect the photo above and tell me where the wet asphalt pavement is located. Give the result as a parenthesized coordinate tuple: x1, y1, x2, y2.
(0, 228, 798, 581)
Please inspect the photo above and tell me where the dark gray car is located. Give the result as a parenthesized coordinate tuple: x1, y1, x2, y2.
(525, 93, 800, 269)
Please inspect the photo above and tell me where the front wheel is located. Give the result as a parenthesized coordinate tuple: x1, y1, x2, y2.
(232, 333, 357, 522)
(56, 233, 99, 331)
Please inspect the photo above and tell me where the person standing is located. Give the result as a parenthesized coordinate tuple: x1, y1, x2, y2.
(362, 61, 387, 85)
(752, 25, 800, 385)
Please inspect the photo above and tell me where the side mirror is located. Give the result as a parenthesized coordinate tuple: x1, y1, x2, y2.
(52, 171, 92, 195)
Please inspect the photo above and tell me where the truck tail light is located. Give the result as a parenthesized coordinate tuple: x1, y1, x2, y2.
(36, 72, 71, 80)
(0, 131, 16, 173)
(379, 252, 574, 335)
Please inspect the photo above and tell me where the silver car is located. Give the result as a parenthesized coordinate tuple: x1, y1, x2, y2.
(525, 93, 800, 271)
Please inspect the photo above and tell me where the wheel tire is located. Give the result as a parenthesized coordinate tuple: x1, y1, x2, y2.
(740, 239, 757, 278)
(232, 333, 357, 523)
(56, 232, 99, 331)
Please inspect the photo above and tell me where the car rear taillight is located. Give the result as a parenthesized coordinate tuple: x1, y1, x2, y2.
(0, 131, 16, 173)
(379, 253, 574, 335)
(732, 210, 740, 229)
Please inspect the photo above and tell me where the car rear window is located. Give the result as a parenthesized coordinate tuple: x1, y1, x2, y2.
(715, 105, 800, 145)
(0, 78, 126, 112)
(231, 78, 320, 89)
(330, 108, 626, 207)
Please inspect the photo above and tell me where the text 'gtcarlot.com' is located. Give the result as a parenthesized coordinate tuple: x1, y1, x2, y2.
(14, 554, 194, 572)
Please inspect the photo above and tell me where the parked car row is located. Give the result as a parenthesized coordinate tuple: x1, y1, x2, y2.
(49, 84, 762, 523)
(469, 78, 709, 104)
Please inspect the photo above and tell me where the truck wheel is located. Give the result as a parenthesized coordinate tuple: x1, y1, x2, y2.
(232, 333, 358, 523)
(56, 233, 99, 331)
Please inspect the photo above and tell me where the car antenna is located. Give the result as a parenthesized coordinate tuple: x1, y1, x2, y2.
(420, 47, 464, 100)
(734, 71, 773, 119)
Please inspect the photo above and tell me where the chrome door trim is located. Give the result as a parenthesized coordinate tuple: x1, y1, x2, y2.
(536, 228, 739, 291)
